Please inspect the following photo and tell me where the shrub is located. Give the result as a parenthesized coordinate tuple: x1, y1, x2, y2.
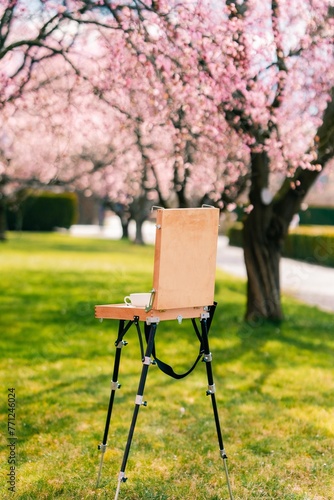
(299, 206, 334, 226)
(227, 222, 243, 247)
(284, 226, 334, 267)
(227, 223, 334, 267)
(233, 204, 334, 226)
(7, 191, 78, 231)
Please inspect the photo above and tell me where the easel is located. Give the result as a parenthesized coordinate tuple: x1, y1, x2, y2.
(95, 207, 233, 499)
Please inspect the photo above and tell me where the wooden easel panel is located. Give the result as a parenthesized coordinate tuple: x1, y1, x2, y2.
(152, 208, 219, 309)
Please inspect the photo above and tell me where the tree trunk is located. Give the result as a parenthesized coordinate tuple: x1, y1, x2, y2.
(243, 154, 324, 322)
(242, 151, 282, 321)
(134, 218, 145, 245)
(243, 166, 327, 321)
(121, 219, 129, 239)
(110, 202, 131, 240)
(130, 195, 151, 245)
(243, 205, 283, 322)
(243, 155, 282, 321)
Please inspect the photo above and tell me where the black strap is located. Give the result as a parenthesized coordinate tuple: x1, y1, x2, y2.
(153, 350, 204, 380)
(144, 302, 217, 380)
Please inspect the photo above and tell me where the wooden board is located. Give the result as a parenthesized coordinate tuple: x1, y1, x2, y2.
(152, 207, 219, 309)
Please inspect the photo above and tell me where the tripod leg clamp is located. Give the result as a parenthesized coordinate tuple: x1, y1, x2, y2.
(111, 380, 121, 391)
(118, 471, 127, 483)
(203, 352, 213, 362)
(135, 395, 147, 406)
(116, 340, 128, 348)
(111, 380, 121, 390)
(206, 383, 216, 395)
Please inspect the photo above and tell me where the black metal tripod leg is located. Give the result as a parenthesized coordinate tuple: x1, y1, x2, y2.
(201, 317, 234, 500)
(114, 322, 158, 500)
(96, 320, 129, 488)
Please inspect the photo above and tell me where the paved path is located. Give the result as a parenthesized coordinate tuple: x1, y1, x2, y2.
(70, 218, 334, 313)
(217, 237, 334, 313)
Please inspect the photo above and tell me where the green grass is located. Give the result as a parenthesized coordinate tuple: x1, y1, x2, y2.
(0, 232, 333, 500)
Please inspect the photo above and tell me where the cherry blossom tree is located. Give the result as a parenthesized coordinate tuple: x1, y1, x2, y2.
(1, 0, 333, 321)
(0, 0, 151, 238)
(213, 0, 334, 320)
(87, 1, 249, 236)
(0, 1, 249, 242)
(0, 0, 84, 237)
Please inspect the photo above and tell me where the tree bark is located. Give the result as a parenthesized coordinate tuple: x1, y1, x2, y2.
(243, 209, 283, 322)
(242, 151, 284, 321)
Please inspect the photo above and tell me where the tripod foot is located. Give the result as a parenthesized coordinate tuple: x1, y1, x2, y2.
(114, 472, 127, 500)
(221, 453, 234, 500)
(96, 443, 107, 488)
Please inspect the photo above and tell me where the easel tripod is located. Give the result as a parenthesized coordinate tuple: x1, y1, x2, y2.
(95, 303, 234, 500)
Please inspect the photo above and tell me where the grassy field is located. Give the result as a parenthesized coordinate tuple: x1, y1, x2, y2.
(0, 232, 333, 500)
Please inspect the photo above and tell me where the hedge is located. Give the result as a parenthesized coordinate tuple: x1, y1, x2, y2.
(234, 205, 334, 226)
(228, 223, 334, 268)
(7, 191, 78, 231)
(283, 226, 334, 267)
(299, 206, 334, 226)
(227, 223, 244, 248)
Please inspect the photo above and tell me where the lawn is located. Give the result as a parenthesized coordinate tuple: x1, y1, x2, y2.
(0, 232, 333, 500)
